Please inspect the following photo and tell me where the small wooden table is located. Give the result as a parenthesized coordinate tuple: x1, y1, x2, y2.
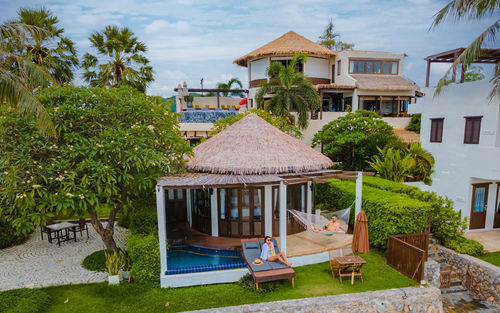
(333, 255, 366, 285)
(43, 222, 78, 247)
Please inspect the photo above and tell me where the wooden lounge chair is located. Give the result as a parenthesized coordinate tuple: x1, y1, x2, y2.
(328, 246, 353, 279)
(241, 238, 295, 290)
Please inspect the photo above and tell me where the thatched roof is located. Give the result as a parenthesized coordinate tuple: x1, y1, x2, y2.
(394, 129, 420, 144)
(186, 113, 333, 175)
(352, 75, 420, 91)
(234, 31, 336, 67)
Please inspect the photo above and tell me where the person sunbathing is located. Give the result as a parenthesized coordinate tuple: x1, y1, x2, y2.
(310, 216, 341, 232)
(258, 236, 292, 267)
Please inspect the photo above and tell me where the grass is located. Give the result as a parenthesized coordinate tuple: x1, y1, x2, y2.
(37, 249, 417, 313)
(478, 251, 500, 267)
(82, 250, 107, 272)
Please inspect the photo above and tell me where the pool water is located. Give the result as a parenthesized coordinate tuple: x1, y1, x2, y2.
(165, 244, 246, 275)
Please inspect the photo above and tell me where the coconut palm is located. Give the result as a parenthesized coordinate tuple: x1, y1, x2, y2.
(13, 7, 78, 84)
(255, 53, 319, 129)
(82, 26, 153, 93)
(216, 78, 243, 97)
(431, 0, 500, 98)
(0, 22, 55, 135)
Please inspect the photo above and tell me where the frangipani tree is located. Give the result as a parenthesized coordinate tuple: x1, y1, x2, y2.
(0, 86, 191, 250)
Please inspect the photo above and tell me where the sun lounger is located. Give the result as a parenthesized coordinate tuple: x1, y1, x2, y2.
(241, 238, 295, 290)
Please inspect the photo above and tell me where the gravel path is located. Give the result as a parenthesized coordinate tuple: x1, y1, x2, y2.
(0, 222, 128, 291)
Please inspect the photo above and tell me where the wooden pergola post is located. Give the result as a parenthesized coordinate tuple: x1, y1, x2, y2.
(279, 180, 287, 255)
(425, 59, 431, 87)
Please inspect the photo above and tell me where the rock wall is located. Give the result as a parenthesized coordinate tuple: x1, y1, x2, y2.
(424, 259, 441, 288)
(186, 287, 443, 313)
(432, 244, 500, 303)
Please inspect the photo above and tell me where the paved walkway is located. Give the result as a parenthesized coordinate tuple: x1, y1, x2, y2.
(463, 230, 500, 252)
(0, 222, 128, 291)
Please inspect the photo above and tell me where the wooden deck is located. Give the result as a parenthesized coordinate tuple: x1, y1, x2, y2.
(167, 222, 353, 257)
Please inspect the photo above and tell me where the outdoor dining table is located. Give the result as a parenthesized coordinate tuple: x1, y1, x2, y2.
(42, 222, 78, 247)
(333, 255, 366, 285)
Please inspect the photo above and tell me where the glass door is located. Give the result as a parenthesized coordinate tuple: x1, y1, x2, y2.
(470, 184, 489, 229)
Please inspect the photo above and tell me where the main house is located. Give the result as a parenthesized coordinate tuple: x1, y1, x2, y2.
(233, 31, 421, 142)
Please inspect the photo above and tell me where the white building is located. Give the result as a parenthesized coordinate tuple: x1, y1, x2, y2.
(413, 79, 500, 231)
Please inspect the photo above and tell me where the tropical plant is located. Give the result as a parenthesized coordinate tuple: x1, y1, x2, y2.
(105, 249, 126, 275)
(318, 18, 354, 51)
(405, 113, 421, 133)
(82, 25, 153, 92)
(256, 53, 319, 129)
(212, 108, 303, 138)
(405, 143, 435, 184)
(0, 22, 55, 135)
(431, 0, 500, 98)
(312, 110, 398, 170)
(0, 86, 191, 250)
(12, 7, 78, 84)
(369, 147, 414, 183)
(216, 78, 243, 97)
(464, 65, 486, 82)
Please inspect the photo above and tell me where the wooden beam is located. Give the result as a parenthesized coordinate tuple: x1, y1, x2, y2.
(217, 92, 220, 108)
(173, 88, 248, 93)
(425, 59, 430, 87)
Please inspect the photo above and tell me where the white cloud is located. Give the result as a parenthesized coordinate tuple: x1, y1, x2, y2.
(144, 20, 193, 35)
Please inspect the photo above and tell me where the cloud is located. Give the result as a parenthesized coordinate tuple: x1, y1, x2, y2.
(144, 20, 193, 35)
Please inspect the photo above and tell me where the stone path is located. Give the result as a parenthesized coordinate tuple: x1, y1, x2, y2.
(0, 222, 128, 291)
(442, 289, 500, 313)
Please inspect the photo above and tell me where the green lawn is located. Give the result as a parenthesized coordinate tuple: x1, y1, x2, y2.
(478, 251, 500, 267)
(39, 249, 417, 313)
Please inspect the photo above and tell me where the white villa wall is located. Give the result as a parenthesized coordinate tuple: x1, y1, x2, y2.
(306, 57, 329, 78)
(250, 58, 268, 80)
(420, 80, 500, 231)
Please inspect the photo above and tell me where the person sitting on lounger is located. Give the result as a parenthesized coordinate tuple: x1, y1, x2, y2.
(310, 216, 341, 232)
(259, 236, 291, 266)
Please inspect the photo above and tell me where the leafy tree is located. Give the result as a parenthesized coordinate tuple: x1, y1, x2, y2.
(12, 7, 78, 84)
(464, 65, 486, 82)
(216, 78, 243, 97)
(405, 113, 421, 133)
(318, 18, 354, 51)
(256, 53, 319, 129)
(0, 22, 55, 135)
(0, 86, 191, 250)
(212, 109, 302, 138)
(431, 0, 500, 98)
(312, 110, 398, 170)
(82, 26, 153, 93)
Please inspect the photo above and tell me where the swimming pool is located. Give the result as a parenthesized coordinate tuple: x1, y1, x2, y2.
(165, 244, 246, 275)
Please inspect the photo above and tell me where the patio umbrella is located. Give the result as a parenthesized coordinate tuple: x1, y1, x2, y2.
(352, 210, 369, 254)
(238, 98, 248, 106)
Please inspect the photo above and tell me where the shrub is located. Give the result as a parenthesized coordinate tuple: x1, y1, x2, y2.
(128, 233, 161, 283)
(316, 179, 432, 248)
(0, 221, 27, 249)
(129, 210, 158, 235)
(444, 236, 484, 256)
(0, 289, 50, 313)
(82, 250, 107, 272)
(238, 273, 284, 292)
(406, 113, 421, 133)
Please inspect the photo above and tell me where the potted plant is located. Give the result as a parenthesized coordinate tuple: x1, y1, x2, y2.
(119, 248, 131, 282)
(105, 249, 125, 285)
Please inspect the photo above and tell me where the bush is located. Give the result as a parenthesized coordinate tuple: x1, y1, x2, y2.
(128, 233, 161, 283)
(444, 236, 484, 256)
(238, 273, 284, 292)
(0, 289, 50, 313)
(129, 210, 158, 235)
(0, 221, 27, 249)
(82, 250, 107, 272)
(406, 114, 421, 133)
(316, 179, 432, 248)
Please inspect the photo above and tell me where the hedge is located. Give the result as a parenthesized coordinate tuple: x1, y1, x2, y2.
(129, 210, 158, 235)
(0, 221, 27, 249)
(0, 289, 51, 313)
(317, 179, 433, 248)
(127, 233, 161, 283)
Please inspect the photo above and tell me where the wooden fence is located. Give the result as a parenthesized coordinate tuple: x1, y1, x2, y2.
(387, 232, 430, 282)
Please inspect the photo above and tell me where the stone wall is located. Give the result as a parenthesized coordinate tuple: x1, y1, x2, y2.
(186, 287, 443, 313)
(433, 244, 500, 303)
(424, 259, 440, 288)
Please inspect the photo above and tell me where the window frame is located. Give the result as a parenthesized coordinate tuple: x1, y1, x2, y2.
(430, 118, 444, 143)
(348, 58, 400, 75)
(463, 116, 483, 144)
(337, 60, 341, 75)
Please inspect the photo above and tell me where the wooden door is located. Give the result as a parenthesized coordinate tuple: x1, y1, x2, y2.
(470, 184, 489, 230)
(494, 184, 500, 229)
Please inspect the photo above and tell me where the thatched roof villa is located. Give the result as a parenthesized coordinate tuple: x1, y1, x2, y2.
(155, 113, 358, 287)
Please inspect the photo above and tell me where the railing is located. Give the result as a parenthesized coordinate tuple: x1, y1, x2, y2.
(387, 232, 430, 282)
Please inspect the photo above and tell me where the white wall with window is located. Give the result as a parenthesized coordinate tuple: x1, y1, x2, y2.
(306, 57, 329, 79)
(250, 58, 268, 81)
(419, 80, 500, 231)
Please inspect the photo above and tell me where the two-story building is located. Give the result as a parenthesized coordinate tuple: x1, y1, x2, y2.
(411, 48, 500, 232)
(233, 31, 421, 143)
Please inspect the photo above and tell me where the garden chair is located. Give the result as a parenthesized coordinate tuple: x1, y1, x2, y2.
(328, 246, 353, 279)
(73, 218, 89, 238)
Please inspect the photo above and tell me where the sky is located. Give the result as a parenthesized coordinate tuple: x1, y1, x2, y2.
(1, 0, 498, 97)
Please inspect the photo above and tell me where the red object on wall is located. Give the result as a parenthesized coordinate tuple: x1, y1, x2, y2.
(239, 98, 248, 106)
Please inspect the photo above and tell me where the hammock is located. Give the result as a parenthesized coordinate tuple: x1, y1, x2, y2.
(288, 203, 353, 236)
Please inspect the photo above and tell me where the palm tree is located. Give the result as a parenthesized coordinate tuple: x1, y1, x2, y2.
(0, 22, 55, 135)
(216, 78, 243, 97)
(14, 7, 78, 84)
(255, 53, 319, 129)
(82, 26, 153, 93)
(406, 143, 435, 184)
(431, 0, 500, 98)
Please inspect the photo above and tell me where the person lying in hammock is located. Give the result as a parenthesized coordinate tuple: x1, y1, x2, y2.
(310, 216, 341, 232)
(258, 236, 292, 266)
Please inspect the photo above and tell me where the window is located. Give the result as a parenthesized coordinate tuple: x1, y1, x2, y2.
(391, 61, 398, 74)
(348, 59, 399, 74)
(337, 60, 341, 75)
(430, 118, 444, 143)
(358, 61, 365, 73)
(464, 116, 482, 144)
(383, 62, 390, 74)
(274, 59, 303, 73)
(365, 61, 373, 73)
(349, 60, 356, 73)
(374, 61, 381, 74)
